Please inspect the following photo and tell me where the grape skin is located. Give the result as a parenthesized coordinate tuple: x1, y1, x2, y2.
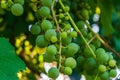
(64, 67, 72, 75)
(36, 35, 49, 48)
(45, 29, 57, 41)
(65, 57, 77, 69)
(48, 67, 59, 79)
(41, 0, 52, 7)
(13, 0, 24, 5)
(46, 45, 57, 55)
(11, 3, 24, 16)
(30, 24, 41, 35)
(37, 6, 50, 18)
(66, 43, 79, 57)
(41, 20, 53, 31)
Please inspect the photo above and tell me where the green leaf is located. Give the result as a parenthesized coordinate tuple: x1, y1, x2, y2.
(0, 37, 26, 80)
(99, 0, 114, 36)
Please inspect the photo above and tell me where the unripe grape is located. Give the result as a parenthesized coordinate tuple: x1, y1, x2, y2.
(70, 31, 77, 38)
(41, 20, 53, 31)
(13, 0, 24, 5)
(45, 29, 57, 41)
(37, 6, 50, 18)
(51, 36, 57, 43)
(43, 53, 55, 62)
(41, 0, 52, 7)
(30, 24, 41, 35)
(46, 45, 57, 55)
(66, 43, 79, 57)
(64, 24, 71, 30)
(11, 3, 24, 16)
(108, 59, 116, 68)
(81, 9, 89, 20)
(109, 69, 117, 77)
(100, 71, 109, 80)
(64, 67, 72, 75)
(48, 67, 59, 79)
(98, 65, 107, 73)
(36, 35, 49, 48)
(65, 57, 77, 69)
(61, 32, 67, 39)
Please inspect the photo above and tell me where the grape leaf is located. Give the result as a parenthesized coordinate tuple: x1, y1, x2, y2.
(0, 37, 26, 80)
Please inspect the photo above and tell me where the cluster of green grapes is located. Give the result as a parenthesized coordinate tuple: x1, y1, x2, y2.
(1, 0, 118, 80)
(30, 0, 118, 80)
(1, 0, 24, 16)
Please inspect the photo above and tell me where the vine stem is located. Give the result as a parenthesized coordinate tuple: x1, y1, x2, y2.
(51, 0, 62, 70)
(58, 0, 96, 58)
(94, 72, 99, 80)
(85, 21, 120, 58)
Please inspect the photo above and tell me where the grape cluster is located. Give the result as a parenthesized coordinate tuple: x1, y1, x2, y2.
(1, 0, 24, 16)
(2, 0, 118, 79)
(30, 0, 117, 79)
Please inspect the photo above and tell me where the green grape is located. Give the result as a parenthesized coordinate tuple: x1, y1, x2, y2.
(65, 16, 69, 20)
(13, 0, 24, 5)
(108, 59, 116, 68)
(66, 43, 79, 57)
(65, 57, 77, 69)
(98, 65, 107, 73)
(77, 56, 85, 65)
(95, 48, 105, 55)
(83, 44, 95, 57)
(81, 9, 89, 20)
(11, 3, 24, 16)
(45, 29, 57, 41)
(89, 44, 96, 51)
(62, 36, 72, 45)
(64, 6, 70, 12)
(69, 31, 77, 38)
(64, 67, 72, 75)
(46, 45, 57, 55)
(36, 35, 49, 48)
(96, 51, 109, 64)
(1, 1, 8, 9)
(59, 13, 64, 18)
(92, 39, 101, 48)
(48, 67, 59, 79)
(41, 0, 52, 7)
(30, 24, 41, 35)
(100, 71, 109, 80)
(61, 32, 67, 39)
(106, 52, 113, 60)
(51, 36, 57, 43)
(64, 23, 71, 30)
(109, 69, 117, 77)
(41, 20, 53, 31)
(37, 6, 50, 18)
(43, 53, 55, 62)
(83, 49, 89, 57)
(85, 57, 97, 70)
(86, 32, 93, 39)
(80, 28, 88, 36)
(76, 21, 84, 30)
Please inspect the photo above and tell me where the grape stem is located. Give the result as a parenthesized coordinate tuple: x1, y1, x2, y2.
(94, 72, 99, 80)
(51, 0, 61, 33)
(58, 0, 96, 58)
(51, 0, 62, 70)
(85, 21, 120, 58)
